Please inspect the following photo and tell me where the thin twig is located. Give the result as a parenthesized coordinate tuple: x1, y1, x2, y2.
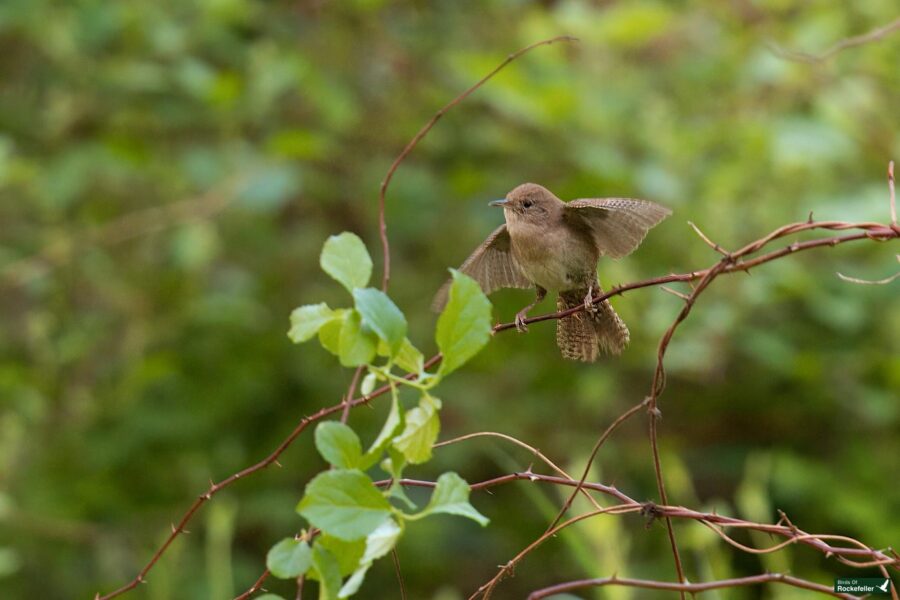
(770, 16, 900, 63)
(232, 569, 270, 600)
(341, 366, 366, 423)
(469, 505, 642, 600)
(376, 35, 577, 290)
(434, 431, 606, 511)
(836, 270, 900, 285)
(378, 473, 897, 567)
(527, 573, 861, 599)
(391, 549, 407, 600)
(95, 217, 898, 600)
(688, 220, 731, 256)
(889, 160, 896, 226)
(660, 285, 691, 301)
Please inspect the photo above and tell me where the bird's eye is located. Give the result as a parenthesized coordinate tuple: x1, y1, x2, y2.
(522, 200, 533, 208)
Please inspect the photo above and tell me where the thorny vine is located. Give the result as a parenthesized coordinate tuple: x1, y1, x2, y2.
(95, 36, 899, 600)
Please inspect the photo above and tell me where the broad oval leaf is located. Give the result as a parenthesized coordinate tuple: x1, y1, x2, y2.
(338, 310, 378, 367)
(392, 398, 439, 465)
(421, 472, 489, 526)
(377, 337, 424, 374)
(297, 469, 392, 540)
(311, 544, 343, 600)
(266, 538, 312, 579)
(316, 535, 366, 577)
(338, 519, 402, 598)
(318, 311, 347, 356)
(435, 269, 492, 376)
(364, 390, 403, 459)
(352, 288, 407, 354)
(320, 232, 372, 293)
(359, 372, 377, 397)
(288, 303, 334, 343)
(315, 422, 363, 469)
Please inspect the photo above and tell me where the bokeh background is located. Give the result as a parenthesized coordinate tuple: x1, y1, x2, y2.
(1, 1, 898, 598)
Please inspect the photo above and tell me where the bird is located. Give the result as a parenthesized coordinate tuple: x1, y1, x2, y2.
(433, 183, 671, 362)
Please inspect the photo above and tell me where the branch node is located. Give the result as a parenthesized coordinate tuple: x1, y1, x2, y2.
(640, 501, 664, 528)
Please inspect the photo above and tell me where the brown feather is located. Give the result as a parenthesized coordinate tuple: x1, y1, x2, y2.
(564, 198, 671, 259)
(432, 224, 531, 312)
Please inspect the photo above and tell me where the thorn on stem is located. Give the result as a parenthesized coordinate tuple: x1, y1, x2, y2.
(661, 285, 691, 301)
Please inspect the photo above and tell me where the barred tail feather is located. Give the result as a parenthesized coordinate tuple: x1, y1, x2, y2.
(556, 290, 630, 362)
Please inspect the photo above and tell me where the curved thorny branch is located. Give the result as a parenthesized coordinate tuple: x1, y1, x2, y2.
(93, 32, 899, 600)
(96, 214, 899, 600)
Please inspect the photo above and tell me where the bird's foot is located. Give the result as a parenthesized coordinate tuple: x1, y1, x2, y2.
(583, 289, 598, 315)
(514, 311, 529, 333)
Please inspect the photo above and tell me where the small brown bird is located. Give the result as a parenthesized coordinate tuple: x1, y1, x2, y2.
(434, 183, 670, 362)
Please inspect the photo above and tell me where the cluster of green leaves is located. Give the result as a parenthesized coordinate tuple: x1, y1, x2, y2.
(268, 232, 492, 598)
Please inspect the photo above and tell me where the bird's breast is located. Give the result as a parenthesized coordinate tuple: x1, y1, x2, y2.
(508, 220, 598, 292)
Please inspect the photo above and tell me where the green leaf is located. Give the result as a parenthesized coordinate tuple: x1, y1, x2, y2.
(360, 372, 377, 397)
(254, 595, 286, 600)
(266, 538, 312, 579)
(311, 544, 343, 600)
(338, 519, 403, 598)
(352, 288, 406, 354)
(316, 536, 366, 577)
(392, 396, 440, 465)
(289, 303, 334, 343)
(315, 422, 362, 469)
(380, 447, 415, 509)
(318, 311, 347, 356)
(420, 472, 489, 526)
(320, 232, 372, 293)
(380, 446, 407, 481)
(297, 470, 392, 540)
(435, 269, 492, 376)
(338, 310, 378, 367)
(394, 338, 425, 374)
(388, 481, 417, 510)
(376, 337, 425, 374)
(365, 390, 403, 458)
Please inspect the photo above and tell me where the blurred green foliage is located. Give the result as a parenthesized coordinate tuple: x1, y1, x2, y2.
(1, 0, 898, 598)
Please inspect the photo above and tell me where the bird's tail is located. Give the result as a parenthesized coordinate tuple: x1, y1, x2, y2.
(556, 288, 630, 362)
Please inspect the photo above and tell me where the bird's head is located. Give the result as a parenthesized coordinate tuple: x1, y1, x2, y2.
(489, 183, 561, 225)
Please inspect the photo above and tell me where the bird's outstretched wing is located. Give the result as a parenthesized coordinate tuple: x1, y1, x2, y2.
(432, 224, 531, 311)
(564, 198, 671, 258)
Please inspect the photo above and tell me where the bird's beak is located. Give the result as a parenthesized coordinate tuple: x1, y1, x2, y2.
(488, 198, 508, 207)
